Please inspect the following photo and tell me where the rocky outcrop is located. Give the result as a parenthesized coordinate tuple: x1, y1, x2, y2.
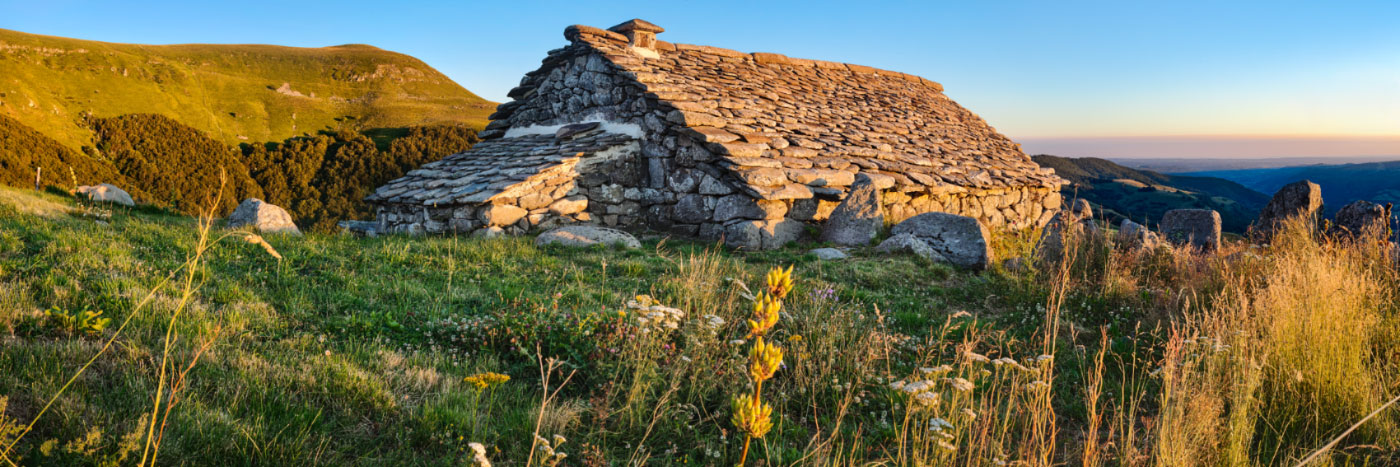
(888, 212, 992, 269)
(535, 225, 641, 248)
(228, 198, 300, 235)
(876, 233, 944, 262)
(1161, 209, 1220, 252)
(76, 184, 134, 206)
(1332, 200, 1391, 237)
(820, 174, 883, 246)
(1256, 180, 1322, 236)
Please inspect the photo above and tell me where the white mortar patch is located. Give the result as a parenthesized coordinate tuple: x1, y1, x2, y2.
(503, 115, 644, 139)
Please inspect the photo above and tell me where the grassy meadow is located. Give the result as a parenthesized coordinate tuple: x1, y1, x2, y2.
(1, 185, 1397, 465)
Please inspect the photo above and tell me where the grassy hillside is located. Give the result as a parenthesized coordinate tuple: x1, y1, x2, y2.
(1189, 160, 1400, 216)
(1, 187, 1396, 465)
(0, 28, 494, 150)
(1034, 155, 1269, 232)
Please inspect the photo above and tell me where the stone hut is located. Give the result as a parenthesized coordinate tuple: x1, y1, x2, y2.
(367, 19, 1066, 248)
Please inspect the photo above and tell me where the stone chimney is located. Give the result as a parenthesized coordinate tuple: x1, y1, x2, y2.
(608, 19, 664, 50)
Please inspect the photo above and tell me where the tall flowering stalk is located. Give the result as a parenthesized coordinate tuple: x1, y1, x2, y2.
(731, 266, 792, 465)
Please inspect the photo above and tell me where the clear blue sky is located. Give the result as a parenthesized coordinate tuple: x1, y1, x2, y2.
(4, 0, 1398, 156)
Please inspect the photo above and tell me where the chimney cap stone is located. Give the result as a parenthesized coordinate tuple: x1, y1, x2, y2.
(608, 19, 665, 34)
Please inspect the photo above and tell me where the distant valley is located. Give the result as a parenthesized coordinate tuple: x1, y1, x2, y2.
(1033, 155, 1270, 233)
(1185, 160, 1400, 215)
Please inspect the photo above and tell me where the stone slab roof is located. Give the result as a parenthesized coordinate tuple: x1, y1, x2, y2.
(547, 24, 1065, 193)
(367, 128, 634, 205)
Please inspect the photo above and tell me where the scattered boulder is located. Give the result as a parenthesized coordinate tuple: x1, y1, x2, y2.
(1117, 219, 1161, 250)
(75, 183, 134, 206)
(1069, 198, 1093, 219)
(809, 247, 848, 260)
(1332, 200, 1391, 237)
(875, 233, 944, 262)
(889, 212, 992, 269)
(535, 225, 641, 249)
(1255, 180, 1322, 236)
(1160, 209, 1221, 252)
(228, 198, 300, 235)
(820, 174, 883, 246)
(337, 220, 379, 237)
(473, 226, 506, 238)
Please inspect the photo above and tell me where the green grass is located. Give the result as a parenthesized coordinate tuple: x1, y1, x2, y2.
(1, 186, 1395, 466)
(0, 28, 494, 150)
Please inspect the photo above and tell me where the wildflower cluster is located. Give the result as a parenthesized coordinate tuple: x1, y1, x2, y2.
(730, 265, 792, 465)
(467, 442, 491, 466)
(627, 294, 686, 333)
(463, 372, 510, 391)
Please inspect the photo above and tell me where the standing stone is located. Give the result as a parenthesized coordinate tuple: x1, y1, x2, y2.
(228, 198, 301, 235)
(1161, 209, 1221, 252)
(1035, 205, 1097, 264)
(889, 212, 993, 269)
(76, 183, 135, 206)
(1256, 180, 1322, 236)
(820, 173, 883, 246)
(1332, 200, 1391, 236)
(535, 225, 641, 249)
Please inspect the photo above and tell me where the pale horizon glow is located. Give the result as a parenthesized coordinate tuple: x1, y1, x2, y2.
(2, 0, 1398, 157)
(1021, 135, 1400, 159)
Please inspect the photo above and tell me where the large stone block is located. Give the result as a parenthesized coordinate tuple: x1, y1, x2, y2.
(1161, 209, 1221, 252)
(890, 212, 993, 269)
(725, 219, 804, 250)
(480, 205, 529, 227)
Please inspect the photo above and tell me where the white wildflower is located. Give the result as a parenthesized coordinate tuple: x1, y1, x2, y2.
(964, 351, 991, 363)
(961, 408, 976, 420)
(1026, 380, 1050, 391)
(928, 417, 954, 432)
(948, 377, 974, 392)
(914, 391, 940, 406)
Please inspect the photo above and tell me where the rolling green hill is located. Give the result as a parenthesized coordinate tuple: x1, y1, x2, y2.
(0, 28, 494, 150)
(1034, 155, 1269, 232)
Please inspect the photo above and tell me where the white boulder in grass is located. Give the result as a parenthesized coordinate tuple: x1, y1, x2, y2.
(227, 198, 301, 235)
(76, 184, 135, 206)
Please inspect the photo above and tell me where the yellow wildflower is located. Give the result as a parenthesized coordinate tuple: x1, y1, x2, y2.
(765, 265, 794, 299)
(463, 372, 510, 391)
(747, 337, 784, 383)
(730, 394, 773, 439)
(747, 292, 781, 337)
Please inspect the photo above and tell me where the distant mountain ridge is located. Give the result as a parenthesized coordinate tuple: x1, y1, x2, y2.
(1187, 160, 1400, 216)
(1034, 155, 1270, 233)
(0, 28, 494, 149)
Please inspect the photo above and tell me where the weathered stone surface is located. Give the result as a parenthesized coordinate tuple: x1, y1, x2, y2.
(875, 233, 944, 262)
(518, 192, 554, 210)
(473, 226, 506, 238)
(1117, 219, 1161, 250)
(1035, 208, 1098, 263)
(1256, 180, 1322, 235)
(788, 198, 838, 222)
(480, 204, 529, 227)
(713, 195, 786, 221)
(1333, 200, 1391, 236)
(535, 225, 641, 248)
(820, 174, 883, 246)
(890, 212, 993, 269)
(338, 220, 378, 237)
(228, 198, 301, 235)
(725, 219, 803, 250)
(76, 183, 134, 206)
(809, 247, 848, 260)
(548, 196, 588, 215)
(673, 194, 711, 224)
(1161, 209, 1221, 251)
